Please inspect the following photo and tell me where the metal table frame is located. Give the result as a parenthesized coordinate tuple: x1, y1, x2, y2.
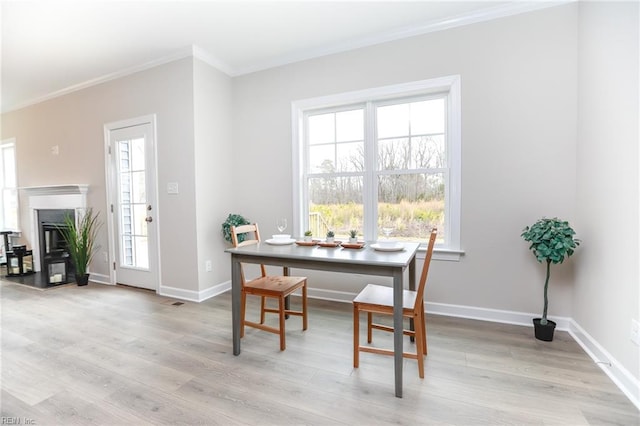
(225, 241, 419, 398)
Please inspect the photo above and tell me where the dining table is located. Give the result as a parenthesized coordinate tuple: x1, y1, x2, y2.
(225, 239, 420, 398)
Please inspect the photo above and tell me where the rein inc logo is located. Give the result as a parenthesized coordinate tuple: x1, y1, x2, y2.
(1, 418, 35, 425)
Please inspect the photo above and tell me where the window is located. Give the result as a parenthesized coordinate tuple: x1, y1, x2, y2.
(292, 76, 461, 256)
(0, 139, 18, 231)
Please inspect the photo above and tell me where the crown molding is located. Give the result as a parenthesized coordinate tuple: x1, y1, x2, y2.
(233, 1, 574, 76)
(3, 47, 200, 113)
(3, 1, 574, 112)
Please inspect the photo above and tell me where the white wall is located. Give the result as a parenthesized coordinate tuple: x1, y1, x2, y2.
(1, 58, 201, 293)
(576, 0, 639, 389)
(193, 58, 234, 293)
(231, 5, 579, 316)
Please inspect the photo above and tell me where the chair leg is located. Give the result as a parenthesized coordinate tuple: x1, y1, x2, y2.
(240, 291, 247, 338)
(302, 282, 308, 331)
(367, 312, 373, 343)
(278, 296, 286, 351)
(421, 300, 428, 355)
(414, 313, 425, 378)
(353, 304, 359, 368)
(260, 296, 267, 324)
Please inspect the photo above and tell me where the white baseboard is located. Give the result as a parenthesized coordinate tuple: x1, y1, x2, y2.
(159, 281, 231, 302)
(425, 300, 572, 330)
(568, 319, 640, 411)
(88, 272, 111, 285)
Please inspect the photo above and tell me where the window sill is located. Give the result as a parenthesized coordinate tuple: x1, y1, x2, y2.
(417, 247, 464, 262)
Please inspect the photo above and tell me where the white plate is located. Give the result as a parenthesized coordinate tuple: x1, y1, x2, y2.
(371, 243, 404, 252)
(265, 238, 296, 245)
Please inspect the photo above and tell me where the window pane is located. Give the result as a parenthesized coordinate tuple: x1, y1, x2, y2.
(377, 103, 409, 139)
(378, 173, 444, 241)
(410, 99, 445, 135)
(411, 135, 445, 168)
(308, 114, 335, 145)
(336, 142, 364, 172)
(336, 109, 363, 142)
(309, 145, 335, 173)
(3, 189, 17, 230)
(3, 147, 15, 187)
(308, 176, 363, 238)
(378, 138, 410, 170)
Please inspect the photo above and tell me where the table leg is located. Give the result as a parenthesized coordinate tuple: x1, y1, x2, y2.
(393, 269, 404, 398)
(409, 255, 417, 342)
(231, 255, 242, 355)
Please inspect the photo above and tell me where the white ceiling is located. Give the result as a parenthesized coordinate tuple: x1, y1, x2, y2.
(1, 1, 564, 113)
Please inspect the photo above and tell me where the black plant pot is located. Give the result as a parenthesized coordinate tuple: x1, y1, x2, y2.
(76, 273, 90, 286)
(533, 318, 556, 341)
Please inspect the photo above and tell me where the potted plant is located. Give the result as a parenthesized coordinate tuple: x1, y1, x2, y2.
(59, 208, 102, 286)
(303, 230, 313, 242)
(348, 229, 358, 243)
(326, 230, 335, 243)
(521, 217, 580, 341)
(222, 213, 250, 244)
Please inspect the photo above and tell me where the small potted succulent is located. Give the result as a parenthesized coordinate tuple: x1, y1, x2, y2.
(348, 229, 358, 244)
(521, 217, 580, 341)
(326, 230, 335, 243)
(303, 230, 313, 242)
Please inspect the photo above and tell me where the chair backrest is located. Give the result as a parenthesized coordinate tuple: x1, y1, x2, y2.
(230, 223, 267, 281)
(413, 228, 438, 311)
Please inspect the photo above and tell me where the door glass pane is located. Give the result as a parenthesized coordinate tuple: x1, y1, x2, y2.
(130, 138, 145, 171)
(131, 171, 146, 203)
(117, 138, 149, 269)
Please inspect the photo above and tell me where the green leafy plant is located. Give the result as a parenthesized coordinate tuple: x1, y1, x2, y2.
(222, 213, 250, 243)
(59, 209, 102, 277)
(521, 217, 580, 325)
(326, 230, 335, 238)
(304, 230, 313, 237)
(349, 229, 358, 238)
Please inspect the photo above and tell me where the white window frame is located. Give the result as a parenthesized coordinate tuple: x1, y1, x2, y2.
(292, 76, 462, 260)
(0, 138, 18, 231)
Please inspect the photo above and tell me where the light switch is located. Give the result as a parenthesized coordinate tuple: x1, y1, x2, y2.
(167, 182, 179, 194)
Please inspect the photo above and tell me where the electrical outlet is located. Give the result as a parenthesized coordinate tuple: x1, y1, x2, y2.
(631, 319, 640, 346)
(205, 260, 212, 272)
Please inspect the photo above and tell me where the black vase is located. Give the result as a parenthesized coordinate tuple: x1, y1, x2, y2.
(76, 273, 90, 286)
(533, 318, 556, 341)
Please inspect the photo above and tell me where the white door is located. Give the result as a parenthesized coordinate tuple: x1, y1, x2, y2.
(106, 117, 159, 291)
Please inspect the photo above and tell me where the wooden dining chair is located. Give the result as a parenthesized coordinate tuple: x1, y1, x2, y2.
(352, 228, 438, 378)
(230, 223, 308, 351)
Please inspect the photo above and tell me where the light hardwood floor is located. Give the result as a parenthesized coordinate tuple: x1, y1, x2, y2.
(1, 280, 638, 425)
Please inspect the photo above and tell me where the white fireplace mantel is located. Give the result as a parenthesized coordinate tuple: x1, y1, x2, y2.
(23, 184, 89, 272)
(21, 184, 89, 197)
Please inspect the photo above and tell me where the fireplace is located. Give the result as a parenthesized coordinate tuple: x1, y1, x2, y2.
(38, 209, 74, 284)
(22, 184, 88, 285)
